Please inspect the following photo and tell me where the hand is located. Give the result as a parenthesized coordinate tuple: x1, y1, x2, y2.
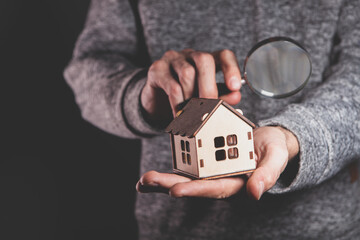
(141, 49, 242, 122)
(136, 126, 299, 200)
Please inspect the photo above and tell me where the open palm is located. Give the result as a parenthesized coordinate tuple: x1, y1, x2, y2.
(136, 126, 299, 200)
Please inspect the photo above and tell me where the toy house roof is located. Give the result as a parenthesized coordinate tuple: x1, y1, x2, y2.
(165, 98, 256, 137)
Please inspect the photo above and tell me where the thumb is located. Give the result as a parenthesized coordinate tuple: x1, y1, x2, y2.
(246, 148, 287, 200)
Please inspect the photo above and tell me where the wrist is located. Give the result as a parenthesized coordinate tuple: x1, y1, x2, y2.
(275, 126, 300, 161)
(140, 84, 172, 129)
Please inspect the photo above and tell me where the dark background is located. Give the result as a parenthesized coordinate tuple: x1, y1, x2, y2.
(2, 1, 141, 239)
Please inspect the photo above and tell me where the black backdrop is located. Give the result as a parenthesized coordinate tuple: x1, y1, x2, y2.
(2, 1, 140, 239)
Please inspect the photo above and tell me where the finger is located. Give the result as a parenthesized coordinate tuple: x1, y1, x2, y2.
(213, 49, 242, 91)
(246, 147, 288, 200)
(219, 91, 242, 105)
(165, 81, 185, 117)
(150, 60, 185, 116)
(190, 51, 218, 99)
(162, 50, 197, 113)
(169, 177, 245, 199)
(138, 171, 191, 189)
(171, 59, 196, 99)
(136, 181, 169, 194)
(162, 49, 181, 62)
(181, 48, 195, 55)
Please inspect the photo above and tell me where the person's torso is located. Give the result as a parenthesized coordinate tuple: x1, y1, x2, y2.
(135, 1, 360, 239)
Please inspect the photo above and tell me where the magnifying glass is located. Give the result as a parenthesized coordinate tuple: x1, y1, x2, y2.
(219, 36, 312, 98)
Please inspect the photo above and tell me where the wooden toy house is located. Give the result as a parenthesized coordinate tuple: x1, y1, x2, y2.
(166, 98, 256, 180)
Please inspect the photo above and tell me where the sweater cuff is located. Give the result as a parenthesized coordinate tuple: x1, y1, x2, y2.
(258, 104, 331, 194)
(122, 69, 164, 137)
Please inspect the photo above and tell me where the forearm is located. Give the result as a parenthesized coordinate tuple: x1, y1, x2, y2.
(64, 0, 160, 139)
(259, 71, 360, 193)
(259, 0, 360, 193)
(65, 57, 158, 138)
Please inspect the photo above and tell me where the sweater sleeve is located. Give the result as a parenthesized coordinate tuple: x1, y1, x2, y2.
(64, 0, 161, 139)
(258, 0, 360, 194)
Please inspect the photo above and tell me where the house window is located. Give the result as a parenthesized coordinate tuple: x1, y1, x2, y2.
(214, 134, 239, 161)
(214, 136, 225, 148)
(198, 139, 202, 148)
(248, 131, 252, 140)
(200, 159, 204, 168)
(181, 140, 185, 151)
(215, 150, 226, 161)
(228, 147, 238, 159)
(181, 139, 191, 165)
(187, 154, 191, 164)
(227, 135, 237, 146)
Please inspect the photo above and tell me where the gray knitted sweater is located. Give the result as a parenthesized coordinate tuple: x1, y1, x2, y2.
(64, 0, 360, 239)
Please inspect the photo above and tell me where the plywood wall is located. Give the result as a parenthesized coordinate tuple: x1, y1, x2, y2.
(196, 105, 256, 178)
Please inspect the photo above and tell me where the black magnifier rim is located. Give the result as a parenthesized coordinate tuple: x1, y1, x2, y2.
(243, 36, 312, 98)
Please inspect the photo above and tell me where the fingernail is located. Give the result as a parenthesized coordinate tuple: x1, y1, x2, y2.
(148, 182, 159, 187)
(139, 177, 159, 187)
(230, 77, 241, 89)
(258, 181, 264, 200)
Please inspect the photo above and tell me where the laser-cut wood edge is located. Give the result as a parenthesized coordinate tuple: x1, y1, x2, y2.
(173, 169, 255, 180)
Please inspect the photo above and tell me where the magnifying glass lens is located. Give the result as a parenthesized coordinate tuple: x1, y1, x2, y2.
(244, 37, 312, 98)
